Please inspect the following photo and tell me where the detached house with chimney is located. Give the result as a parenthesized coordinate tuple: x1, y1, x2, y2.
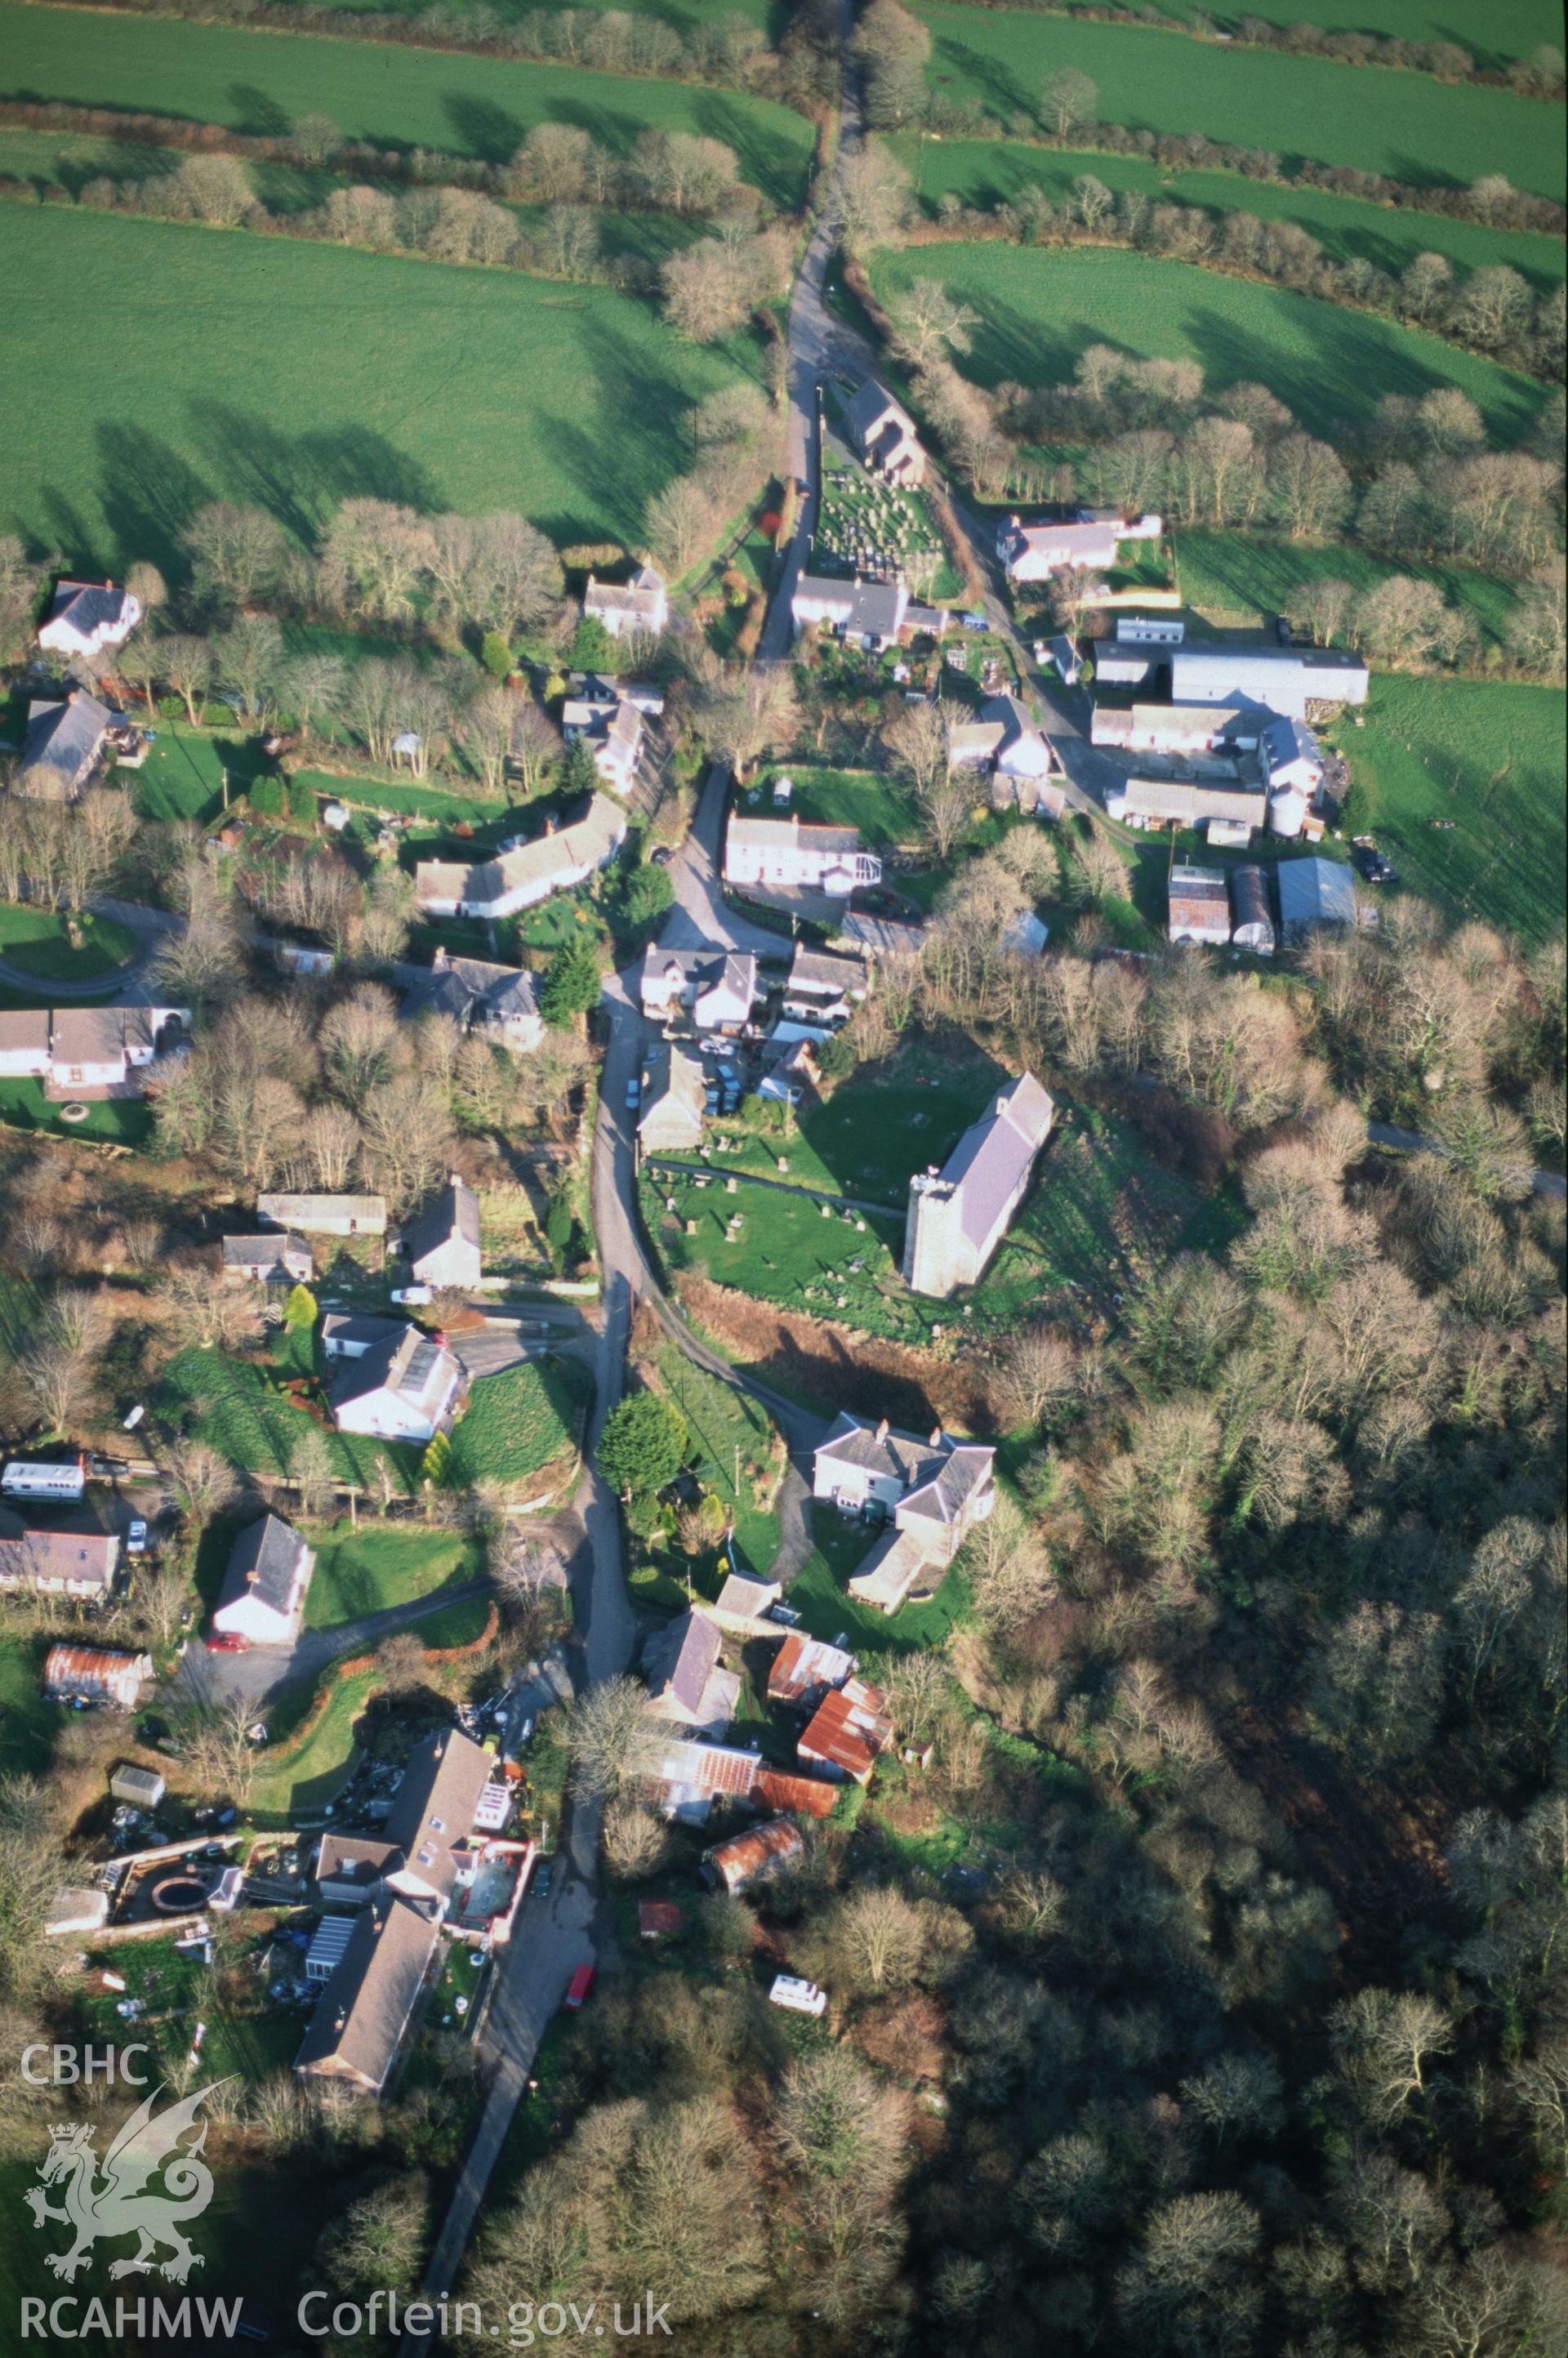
(325, 1317, 466, 1443)
(17, 692, 116, 803)
(813, 1413, 997, 1615)
(725, 815, 881, 896)
(584, 562, 668, 642)
(903, 1073, 1054, 1299)
(997, 516, 1120, 585)
(643, 1608, 739, 1736)
(399, 1175, 482, 1291)
(38, 579, 143, 662)
(398, 949, 543, 1054)
(414, 794, 627, 920)
(211, 1513, 315, 1646)
(639, 946, 758, 1034)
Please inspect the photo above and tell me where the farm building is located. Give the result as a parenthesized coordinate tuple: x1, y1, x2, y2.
(724, 815, 881, 895)
(997, 517, 1119, 583)
(212, 1514, 315, 1646)
(1105, 778, 1269, 831)
(1080, 507, 1161, 541)
(639, 947, 758, 1033)
(110, 1764, 166, 1809)
(398, 949, 543, 1054)
(42, 1644, 150, 1709)
(903, 1073, 1055, 1300)
(1231, 866, 1276, 955)
(643, 1609, 738, 1736)
(844, 377, 926, 486)
(1116, 613, 1183, 644)
(638, 1041, 707, 1152)
(399, 1175, 483, 1291)
(257, 1192, 386, 1238)
(1261, 714, 1325, 795)
(1169, 646, 1369, 720)
(295, 1897, 438, 2097)
(1277, 857, 1357, 941)
(1168, 865, 1232, 947)
(644, 1736, 763, 1822)
(1091, 703, 1258, 757)
(814, 1414, 997, 1615)
(798, 1680, 893, 1785)
(709, 1572, 783, 1634)
(222, 1231, 312, 1285)
(328, 1322, 466, 1443)
(38, 578, 142, 661)
(702, 1816, 804, 1894)
(414, 795, 627, 920)
(837, 911, 924, 961)
(584, 563, 667, 641)
(0, 1518, 119, 1598)
(768, 1631, 858, 1709)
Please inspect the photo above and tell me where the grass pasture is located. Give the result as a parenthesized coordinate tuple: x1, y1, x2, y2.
(866, 243, 1549, 448)
(913, 2, 1568, 196)
(275, 0, 783, 34)
(1174, 530, 1520, 644)
(886, 136, 1568, 292)
(0, 5, 814, 206)
(1126, 0, 1563, 65)
(1325, 676, 1567, 944)
(2, 202, 762, 579)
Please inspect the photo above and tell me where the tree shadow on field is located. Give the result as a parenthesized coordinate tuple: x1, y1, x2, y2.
(185, 403, 443, 542)
(93, 421, 215, 586)
(229, 82, 292, 140)
(443, 93, 525, 164)
(533, 310, 719, 545)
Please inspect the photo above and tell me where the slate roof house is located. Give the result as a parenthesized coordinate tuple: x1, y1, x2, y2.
(561, 696, 644, 796)
(724, 815, 881, 896)
(584, 562, 668, 641)
(813, 1413, 997, 1615)
(948, 692, 1058, 785)
(997, 516, 1119, 583)
(638, 1041, 707, 1152)
(639, 947, 758, 1033)
(327, 1320, 466, 1442)
(222, 1232, 313, 1285)
(211, 1513, 315, 1645)
(399, 1175, 482, 1291)
(0, 1515, 119, 1598)
(399, 948, 543, 1054)
(381, 1726, 494, 1911)
(790, 574, 946, 651)
(316, 1834, 404, 1910)
(294, 1895, 438, 2096)
(782, 943, 866, 1026)
(414, 794, 627, 920)
(17, 692, 116, 802)
(643, 1608, 738, 1736)
(5, 1003, 190, 1101)
(257, 1192, 386, 1237)
(843, 377, 926, 486)
(38, 579, 142, 662)
(903, 1072, 1055, 1300)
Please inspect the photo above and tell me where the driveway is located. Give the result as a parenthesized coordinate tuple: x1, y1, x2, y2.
(172, 1578, 492, 1713)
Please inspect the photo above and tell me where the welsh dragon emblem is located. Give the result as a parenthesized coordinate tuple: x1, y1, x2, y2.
(24, 2080, 230, 2283)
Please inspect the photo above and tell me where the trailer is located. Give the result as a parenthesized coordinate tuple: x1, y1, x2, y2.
(2, 1456, 88, 1501)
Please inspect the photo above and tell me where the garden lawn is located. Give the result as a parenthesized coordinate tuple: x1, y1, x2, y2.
(786, 1504, 972, 1656)
(912, 2, 1567, 195)
(76, 1934, 298, 2085)
(159, 1346, 422, 1492)
(0, 1077, 151, 1143)
(751, 765, 924, 845)
(2, 203, 765, 581)
(865, 244, 1549, 449)
(445, 1357, 589, 1491)
(249, 1665, 379, 1816)
(0, 903, 139, 980)
(1322, 675, 1568, 944)
(885, 135, 1568, 292)
(1174, 531, 1520, 644)
(304, 1524, 482, 1629)
(649, 1338, 782, 1569)
(0, 7, 813, 203)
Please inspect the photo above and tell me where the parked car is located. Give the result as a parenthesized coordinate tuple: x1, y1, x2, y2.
(204, 1632, 250, 1655)
(564, 1964, 596, 2010)
(390, 1285, 432, 1306)
(532, 1860, 553, 1900)
(126, 1519, 148, 1555)
(625, 1078, 640, 1109)
(1276, 613, 1294, 644)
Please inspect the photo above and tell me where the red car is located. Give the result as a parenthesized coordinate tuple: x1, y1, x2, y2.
(204, 1632, 251, 1654)
(564, 1964, 595, 2011)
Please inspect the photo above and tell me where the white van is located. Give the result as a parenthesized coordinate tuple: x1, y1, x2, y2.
(768, 1975, 827, 2017)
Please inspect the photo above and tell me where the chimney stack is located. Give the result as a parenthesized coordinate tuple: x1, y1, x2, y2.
(874, 1418, 889, 1445)
(929, 1427, 942, 1448)
(432, 944, 449, 971)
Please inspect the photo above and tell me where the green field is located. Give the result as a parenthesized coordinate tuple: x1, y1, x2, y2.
(866, 244, 1549, 448)
(0, 5, 814, 204)
(274, 0, 782, 33)
(913, 2, 1568, 196)
(1125, 0, 1563, 64)
(1323, 676, 1567, 943)
(3, 203, 761, 578)
(445, 1357, 589, 1491)
(304, 1523, 482, 1628)
(886, 135, 1568, 290)
(1174, 530, 1520, 644)
(0, 903, 140, 979)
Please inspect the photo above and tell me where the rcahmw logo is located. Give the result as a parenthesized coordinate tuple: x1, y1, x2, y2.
(20, 2057, 232, 2288)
